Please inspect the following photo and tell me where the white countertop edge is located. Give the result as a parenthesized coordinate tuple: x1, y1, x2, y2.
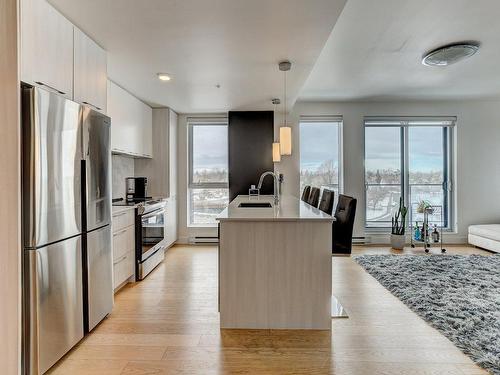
(216, 195, 335, 222)
(216, 217, 334, 222)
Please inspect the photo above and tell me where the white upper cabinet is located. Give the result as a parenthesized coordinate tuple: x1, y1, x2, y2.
(74, 28, 107, 113)
(107, 80, 153, 158)
(21, 0, 74, 98)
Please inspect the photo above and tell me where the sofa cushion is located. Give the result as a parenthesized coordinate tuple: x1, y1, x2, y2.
(468, 224, 500, 242)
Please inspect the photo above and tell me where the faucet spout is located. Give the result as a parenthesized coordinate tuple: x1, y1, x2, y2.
(257, 171, 280, 205)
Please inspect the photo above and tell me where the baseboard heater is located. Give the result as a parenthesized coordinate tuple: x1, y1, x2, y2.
(352, 236, 368, 245)
(191, 236, 366, 245)
(189, 236, 219, 244)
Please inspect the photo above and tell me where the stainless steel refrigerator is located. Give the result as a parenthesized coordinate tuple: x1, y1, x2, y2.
(22, 85, 113, 374)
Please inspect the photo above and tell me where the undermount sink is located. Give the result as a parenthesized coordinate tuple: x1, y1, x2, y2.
(238, 202, 272, 208)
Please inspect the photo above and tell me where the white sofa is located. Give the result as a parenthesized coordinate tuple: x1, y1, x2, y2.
(468, 225, 500, 253)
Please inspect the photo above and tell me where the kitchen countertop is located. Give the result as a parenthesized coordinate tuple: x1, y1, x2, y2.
(216, 195, 335, 222)
(112, 205, 137, 215)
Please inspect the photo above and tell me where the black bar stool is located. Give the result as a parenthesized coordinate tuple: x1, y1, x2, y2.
(318, 189, 335, 215)
(307, 187, 320, 207)
(301, 185, 311, 202)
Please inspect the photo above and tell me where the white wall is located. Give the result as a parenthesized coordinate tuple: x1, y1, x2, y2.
(0, 0, 21, 373)
(278, 99, 500, 243)
(176, 99, 500, 244)
(111, 154, 135, 200)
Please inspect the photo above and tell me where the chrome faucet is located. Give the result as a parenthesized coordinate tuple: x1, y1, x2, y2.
(257, 171, 280, 205)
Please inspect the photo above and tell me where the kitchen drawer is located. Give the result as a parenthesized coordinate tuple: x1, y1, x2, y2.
(112, 225, 134, 261)
(113, 250, 134, 289)
(112, 209, 135, 232)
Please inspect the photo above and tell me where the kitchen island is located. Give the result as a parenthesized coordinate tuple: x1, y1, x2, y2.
(216, 195, 334, 330)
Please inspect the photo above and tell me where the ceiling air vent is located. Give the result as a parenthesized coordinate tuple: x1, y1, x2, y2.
(422, 42, 479, 67)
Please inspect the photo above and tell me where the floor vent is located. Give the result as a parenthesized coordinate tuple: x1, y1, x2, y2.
(189, 236, 219, 244)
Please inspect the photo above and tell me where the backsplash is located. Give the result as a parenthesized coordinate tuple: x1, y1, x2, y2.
(112, 154, 135, 200)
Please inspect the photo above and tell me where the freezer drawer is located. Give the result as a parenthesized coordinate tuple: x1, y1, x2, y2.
(86, 225, 113, 331)
(25, 236, 84, 375)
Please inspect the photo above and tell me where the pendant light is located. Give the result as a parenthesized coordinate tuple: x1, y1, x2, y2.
(271, 98, 281, 163)
(279, 60, 292, 156)
(272, 142, 281, 162)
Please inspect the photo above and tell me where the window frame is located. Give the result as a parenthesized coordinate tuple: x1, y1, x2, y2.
(299, 115, 344, 196)
(187, 119, 229, 227)
(364, 117, 455, 231)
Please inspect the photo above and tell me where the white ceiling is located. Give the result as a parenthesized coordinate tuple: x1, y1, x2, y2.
(49, 0, 346, 113)
(300, 0, 500, 102)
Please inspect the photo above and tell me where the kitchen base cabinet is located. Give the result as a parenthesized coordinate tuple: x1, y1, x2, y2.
(113, 250, 135, 290)
(165, 196, 177, 248)
(112, 209, 135, 291)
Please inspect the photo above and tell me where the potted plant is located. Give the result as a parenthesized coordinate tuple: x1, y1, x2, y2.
(391, 197, 407, 250)
(417, 200, 434, 214)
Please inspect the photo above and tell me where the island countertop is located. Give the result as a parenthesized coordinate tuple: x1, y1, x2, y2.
(216, 195, 335, 222)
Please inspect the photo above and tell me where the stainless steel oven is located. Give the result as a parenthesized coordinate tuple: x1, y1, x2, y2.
(136, 199, 166, 280)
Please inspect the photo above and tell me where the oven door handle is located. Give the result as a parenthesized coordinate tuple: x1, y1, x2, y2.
(142, 208, 166, 220)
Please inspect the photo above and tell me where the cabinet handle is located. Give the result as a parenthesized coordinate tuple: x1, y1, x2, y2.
(113, 255, 127, 265)
(83, 101, 102, 111)
(113, 228, 128, 236)
(35, 81, 65, 95)
(113, 211, 129, 218)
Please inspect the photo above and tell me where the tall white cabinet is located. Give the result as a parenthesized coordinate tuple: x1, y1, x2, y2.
(21, 0, 74, 98)
(20, 0, 108, 113)
(74, 28, 107, 113)
(107, 80, 153, 158)
(135, 108, 178, 247)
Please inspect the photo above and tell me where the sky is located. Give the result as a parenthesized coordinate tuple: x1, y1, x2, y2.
(365, 126, 444, 173)
(191, 123, 445, 174)
(192, 125, 228, 171)
(300, 122, 339, 169)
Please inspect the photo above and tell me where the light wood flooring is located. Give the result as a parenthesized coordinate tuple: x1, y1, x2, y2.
(48, 244, 493, 375)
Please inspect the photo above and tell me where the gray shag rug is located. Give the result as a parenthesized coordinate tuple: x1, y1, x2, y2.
(354, 254, 500, 375)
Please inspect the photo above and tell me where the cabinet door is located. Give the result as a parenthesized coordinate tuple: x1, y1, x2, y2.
(108, 80, 137, 154)
(141, 103, 153, 157)
(21, 0, 73, 98)
(74, 28, 107, 113)
(168, 110, 178, 197)
(107, 80, 152, 157)
(165, 196, 177, 247)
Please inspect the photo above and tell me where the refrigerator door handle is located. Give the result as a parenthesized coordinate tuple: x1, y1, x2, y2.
(82, 101, 102, 112)
(34, 81, 66, 95)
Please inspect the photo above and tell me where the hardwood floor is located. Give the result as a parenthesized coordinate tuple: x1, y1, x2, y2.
(48, 244, 492, 375)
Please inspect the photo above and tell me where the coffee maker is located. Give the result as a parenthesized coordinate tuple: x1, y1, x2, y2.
(126, 177, 148, 202)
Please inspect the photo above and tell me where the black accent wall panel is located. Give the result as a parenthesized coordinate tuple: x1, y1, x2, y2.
(228, 111, 274, 201)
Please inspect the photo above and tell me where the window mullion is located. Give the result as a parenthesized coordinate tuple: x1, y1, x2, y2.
(402, 127, 410, 225)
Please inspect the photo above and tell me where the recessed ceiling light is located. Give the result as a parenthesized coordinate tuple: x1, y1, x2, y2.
(157, 73, 171, 81)
(422, 42, 479, 67)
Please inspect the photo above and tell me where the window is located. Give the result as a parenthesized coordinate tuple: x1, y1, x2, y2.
(188, 120, 228, 226)
(300, 116, 343, 197)
(364, 117, 455, 230)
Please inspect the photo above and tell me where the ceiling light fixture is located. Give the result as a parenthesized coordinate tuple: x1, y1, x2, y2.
(422, 42, 479, 67)
(157, 73, 171, 81)
(279, 60, 292, 156)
